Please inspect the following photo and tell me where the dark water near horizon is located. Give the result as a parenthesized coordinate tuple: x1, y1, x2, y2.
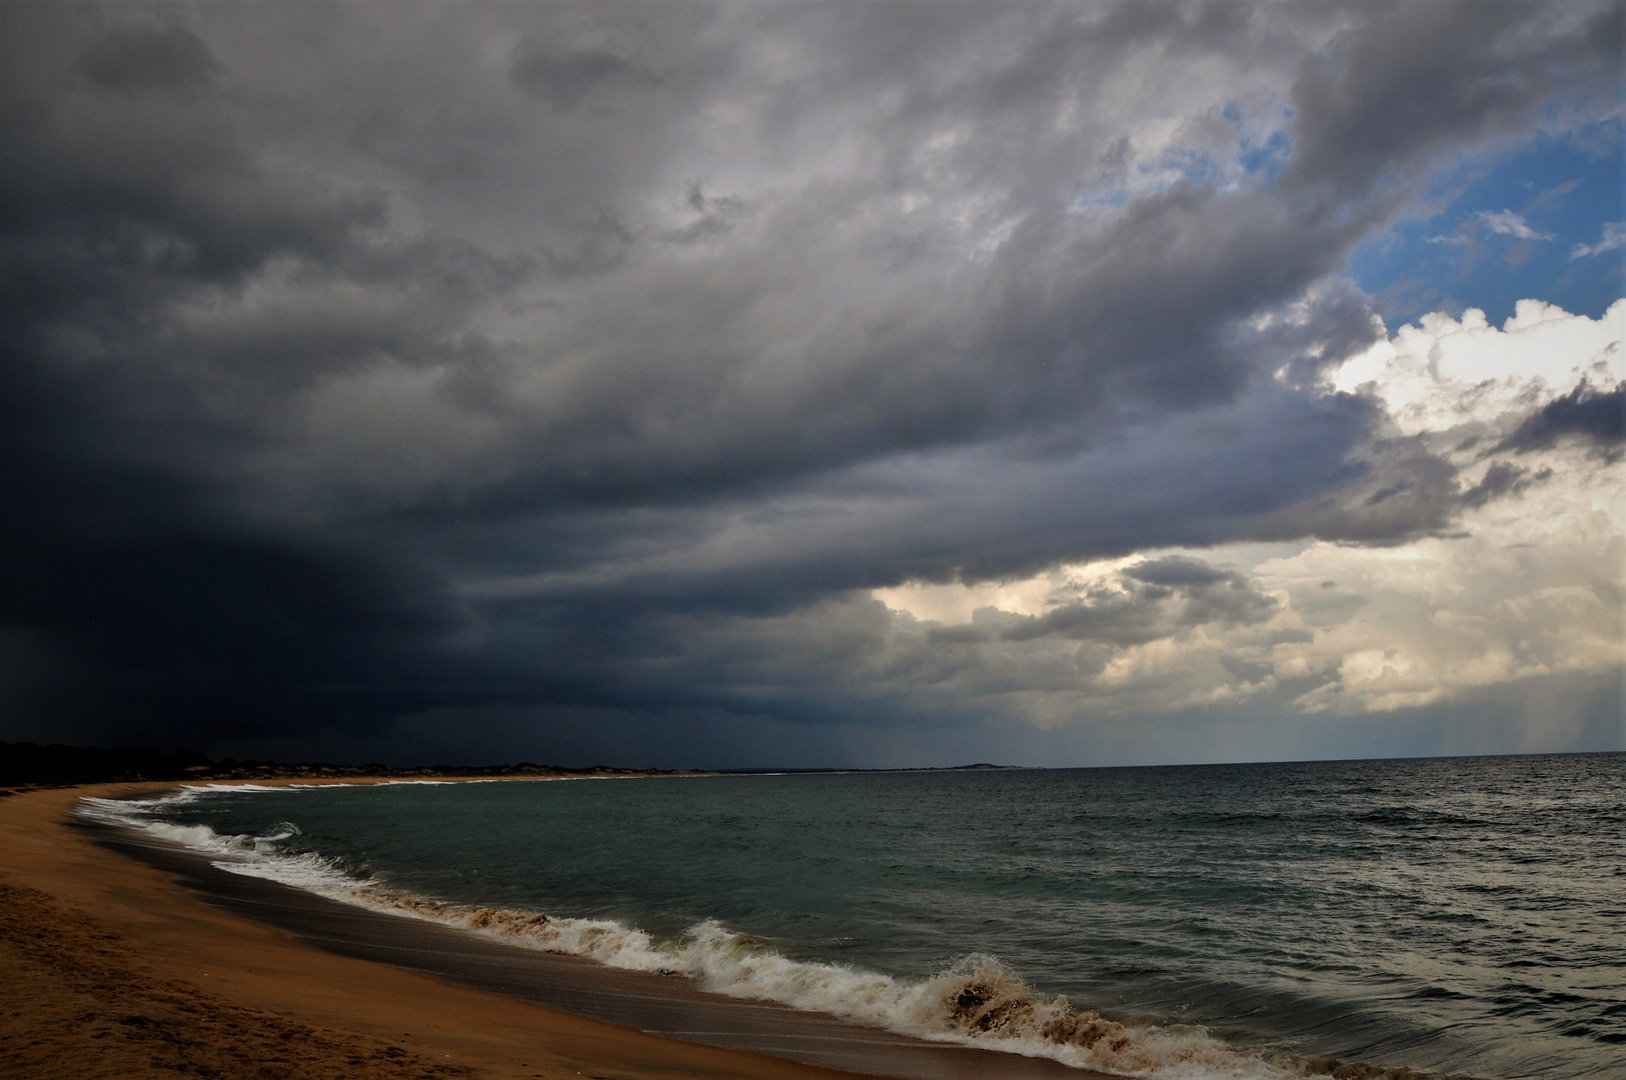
(93, 753, 1624, 1079)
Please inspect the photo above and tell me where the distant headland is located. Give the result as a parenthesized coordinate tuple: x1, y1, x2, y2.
(0, 740, 1020, 790)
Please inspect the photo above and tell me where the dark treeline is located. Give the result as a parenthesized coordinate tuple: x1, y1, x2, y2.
(0, 740, 662, 789)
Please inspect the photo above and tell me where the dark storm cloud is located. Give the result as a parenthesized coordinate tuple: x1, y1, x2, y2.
(441, 381, 1385, 609)
(512, 45, 662, 111)
(77, 18, 221, 95)
(0, 1, 1616, 755)
(1250, 433, 1465, 546)
(1493, 382, 1626, 456)
(1125, 556, 1234, 589)
(0, 4, 515, 742)
(1460, 461, 1547, 509)
(1286, 1, 1621, 192)
(0, 407, 477, 745)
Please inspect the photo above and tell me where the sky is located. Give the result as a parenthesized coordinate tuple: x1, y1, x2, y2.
(1, 1, 1621, 769)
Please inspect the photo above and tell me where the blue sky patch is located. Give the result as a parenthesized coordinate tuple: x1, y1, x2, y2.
(1349, 136, 1623, 330)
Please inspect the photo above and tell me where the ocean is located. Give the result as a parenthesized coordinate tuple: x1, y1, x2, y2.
(82, 753, 1624, 1079)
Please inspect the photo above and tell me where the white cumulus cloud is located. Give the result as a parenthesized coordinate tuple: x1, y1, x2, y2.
(1329, 298, 1624, 434)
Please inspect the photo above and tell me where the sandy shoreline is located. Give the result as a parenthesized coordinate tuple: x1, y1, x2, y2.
(2, 779, 1111, 1080)
(0, 781, 864, 1080)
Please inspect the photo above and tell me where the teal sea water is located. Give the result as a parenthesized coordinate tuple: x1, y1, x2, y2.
(86, 754, 1623, 1079)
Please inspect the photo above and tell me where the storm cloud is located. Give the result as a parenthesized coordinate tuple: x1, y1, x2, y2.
(1494, 382, 1625, 456)
(1, 2, 1619, 763)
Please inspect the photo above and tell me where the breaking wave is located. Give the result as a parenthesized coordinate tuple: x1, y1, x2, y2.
(78, 788, 1437, 1080)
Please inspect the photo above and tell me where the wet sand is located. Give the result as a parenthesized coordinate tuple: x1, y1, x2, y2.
(2, 782, 1109, 1080)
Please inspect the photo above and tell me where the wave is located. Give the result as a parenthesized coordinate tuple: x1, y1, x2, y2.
(77, 788, 1435, 1080)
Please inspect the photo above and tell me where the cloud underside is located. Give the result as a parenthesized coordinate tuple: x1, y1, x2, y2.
(0, 2, 1620, 759)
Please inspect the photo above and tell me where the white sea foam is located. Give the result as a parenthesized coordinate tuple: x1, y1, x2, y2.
(76, 790, 1375, 1080)
(78, 790, 371, 894)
